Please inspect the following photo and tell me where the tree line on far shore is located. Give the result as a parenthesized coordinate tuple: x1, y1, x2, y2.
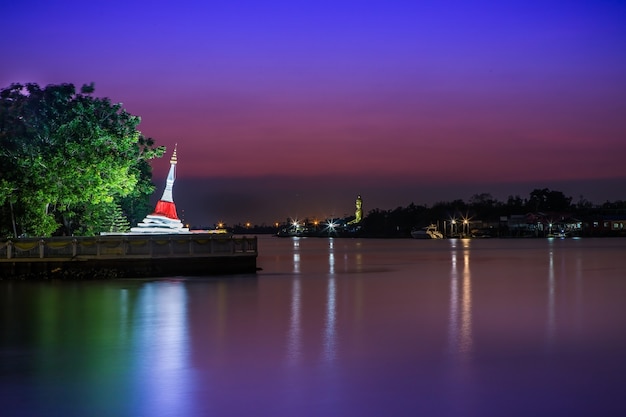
(359, 190, 625, 237)
(230, 189, 626, 236)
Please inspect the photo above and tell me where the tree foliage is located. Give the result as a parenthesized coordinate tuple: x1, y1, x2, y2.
(353, 188, 601, 237)
(528, 188, 573, 212)
(0, 82, 165, 237)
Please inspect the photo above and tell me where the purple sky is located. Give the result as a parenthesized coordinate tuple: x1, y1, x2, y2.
(2, 0, 626, 226)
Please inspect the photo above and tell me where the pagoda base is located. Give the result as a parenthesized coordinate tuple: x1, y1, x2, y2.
(130, 214, 189, 234)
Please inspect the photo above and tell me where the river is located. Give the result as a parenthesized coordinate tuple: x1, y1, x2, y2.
(1, 236, 625, 416)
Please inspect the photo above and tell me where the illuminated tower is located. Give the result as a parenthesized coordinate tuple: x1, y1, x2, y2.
(130, 145, 189, 233)
(348, 195, 363, 225)
(152, 145, 179, 219)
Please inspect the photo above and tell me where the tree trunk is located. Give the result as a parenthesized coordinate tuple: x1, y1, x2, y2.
(9, 201, 17, 238)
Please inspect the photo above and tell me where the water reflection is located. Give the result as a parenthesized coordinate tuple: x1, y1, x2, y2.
(448, 249, 459, 354)
(285, 237, 338, 364)
(292, 237, 300, 273)
(448, 239, 473, 358)
(575, 253, 583, 338)
(323, 238, 337, 361)
(461, 240, 473, 354)
(135, 282, 190, 417)
(323, 277, 337, 361)
(547, 247, 556, 351)
(119, 288, 129, 344)
(3, 238, 626, 416)
(328, 238, 335, 275)
(287, 237, 302, 364)
(355, 241, 363, 273)
(287, 277, 302, 364)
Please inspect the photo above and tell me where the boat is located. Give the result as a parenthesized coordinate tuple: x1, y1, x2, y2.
(411, 224, 444, 239)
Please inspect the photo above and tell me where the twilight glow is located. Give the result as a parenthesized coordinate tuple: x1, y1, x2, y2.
(2, 0, 625, 225)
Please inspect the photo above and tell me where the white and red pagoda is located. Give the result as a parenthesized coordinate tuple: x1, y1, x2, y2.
(130, 145, 190, 234)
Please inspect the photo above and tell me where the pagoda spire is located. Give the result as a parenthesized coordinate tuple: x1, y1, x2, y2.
(129, 144, 189, 233)
(151, 145, 179, 220)
(160, 144, 177, 203)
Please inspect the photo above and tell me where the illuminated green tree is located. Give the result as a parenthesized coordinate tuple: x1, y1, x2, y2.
(95, 202, 131, 234)
(0, 82, 165, 237)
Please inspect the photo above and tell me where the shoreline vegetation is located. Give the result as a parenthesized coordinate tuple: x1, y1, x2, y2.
(224, 189, 626, 238)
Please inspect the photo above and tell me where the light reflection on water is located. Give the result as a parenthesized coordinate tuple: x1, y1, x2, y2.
(134, 282, 190, 417)
(547, 247, 556, 351)
(447, 239, 473, 360)
(323, 238, 337, 362)
(1, 237, 626, 416)
(292, 237, 300, 273)
(286, 276, 301, 364)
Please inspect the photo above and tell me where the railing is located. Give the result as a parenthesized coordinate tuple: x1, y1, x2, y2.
(0, 234, 257, 260)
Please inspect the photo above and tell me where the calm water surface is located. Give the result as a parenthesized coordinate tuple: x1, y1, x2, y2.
(1, 236, 626, 416)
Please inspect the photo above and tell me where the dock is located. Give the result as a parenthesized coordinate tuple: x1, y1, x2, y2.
(0, 234, 258, 279)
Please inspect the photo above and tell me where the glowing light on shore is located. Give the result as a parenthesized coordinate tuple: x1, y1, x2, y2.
(323, 219, 338, 233)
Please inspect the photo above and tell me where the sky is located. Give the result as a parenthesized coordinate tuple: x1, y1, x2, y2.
(2, 0, 625, 226)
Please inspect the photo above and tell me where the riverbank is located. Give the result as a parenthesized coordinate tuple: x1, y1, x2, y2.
(0, 234, 258, 279)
